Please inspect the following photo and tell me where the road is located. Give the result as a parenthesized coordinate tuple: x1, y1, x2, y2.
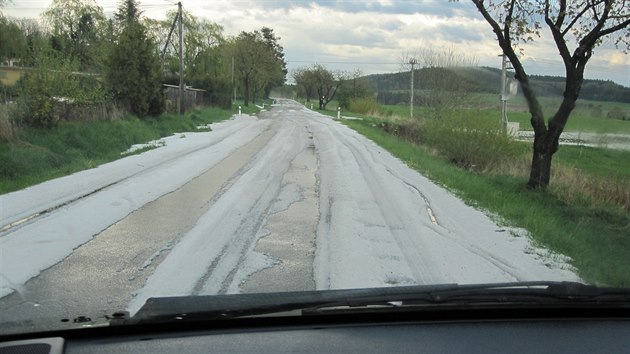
(0, 99, 580, 333)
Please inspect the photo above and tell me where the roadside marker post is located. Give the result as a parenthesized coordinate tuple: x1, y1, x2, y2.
(238, 106, 241, 116)
(337, 107, 341, 120)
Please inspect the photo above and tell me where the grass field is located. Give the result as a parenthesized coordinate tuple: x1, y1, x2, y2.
(375, 93, 630, 134)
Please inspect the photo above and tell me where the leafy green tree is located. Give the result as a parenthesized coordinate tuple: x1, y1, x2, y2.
(471, 0, 630, 188)
(13, 18, 47, 67)
(292, 67, 316, 102)
(9, 11, 104, 128)
(299, 64, 345, 110)
(145, 10, 230, 108)
(14, 47, 105, 128)
(0, 16, 27, 65)
(43, 0, 108, 72)
(260, 27, 287, 97)
(229, 30, 285, 106)
(106, 0, 164, 117)
(293, 65, 345, 109)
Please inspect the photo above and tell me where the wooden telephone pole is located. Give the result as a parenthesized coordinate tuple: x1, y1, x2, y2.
(409, 58, 417, 119)
(177, 2, 184, 114)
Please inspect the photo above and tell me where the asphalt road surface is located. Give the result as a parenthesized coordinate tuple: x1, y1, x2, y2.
(0, 99, 580, 334)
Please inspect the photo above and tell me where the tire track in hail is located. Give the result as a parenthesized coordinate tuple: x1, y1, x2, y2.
(326, 124, 442, 284)
(329, 120, 524, 282)
(0, 119, 260, 236)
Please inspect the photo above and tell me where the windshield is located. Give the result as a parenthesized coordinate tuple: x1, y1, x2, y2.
(1, 0, 628, 335)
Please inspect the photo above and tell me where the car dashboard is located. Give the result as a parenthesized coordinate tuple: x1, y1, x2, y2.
(2, 306, 629, 353)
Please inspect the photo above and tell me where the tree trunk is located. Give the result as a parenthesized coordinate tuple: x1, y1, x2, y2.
(243, 79, 250, 106)
(527, 99, 574, 189)
(527, 135, 554, 188)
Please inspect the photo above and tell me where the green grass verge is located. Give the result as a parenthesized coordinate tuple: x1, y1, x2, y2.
(0, 105, 240, 194)
(342, 117, 630, 287)
(555, 145, 630, 181)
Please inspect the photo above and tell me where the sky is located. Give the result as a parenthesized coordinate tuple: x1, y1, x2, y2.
(3, 0, 629, 87)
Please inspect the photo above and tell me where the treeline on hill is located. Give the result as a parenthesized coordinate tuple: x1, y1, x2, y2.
(0, 0, 286, 132)
(367, 67, 630, 106)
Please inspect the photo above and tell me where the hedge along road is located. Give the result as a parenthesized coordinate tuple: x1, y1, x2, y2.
(0, 99, 581, 333)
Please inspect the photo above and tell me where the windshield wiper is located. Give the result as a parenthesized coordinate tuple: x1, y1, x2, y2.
(115, 281, 630, 325)
(304, 281, 630, 313)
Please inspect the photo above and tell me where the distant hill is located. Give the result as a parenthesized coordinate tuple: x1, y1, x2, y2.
(364, 67, 630, 104)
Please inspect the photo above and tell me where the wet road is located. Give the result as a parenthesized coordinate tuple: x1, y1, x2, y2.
(0, 99, 580, 334)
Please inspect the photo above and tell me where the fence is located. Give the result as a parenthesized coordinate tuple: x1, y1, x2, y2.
(163, 84, 206, 113)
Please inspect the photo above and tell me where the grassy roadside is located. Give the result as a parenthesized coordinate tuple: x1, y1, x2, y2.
(0, 104, 257, 194)
(340, 116, 629, 287)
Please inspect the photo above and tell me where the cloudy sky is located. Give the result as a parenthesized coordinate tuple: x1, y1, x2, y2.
(3, 0, 629, 87)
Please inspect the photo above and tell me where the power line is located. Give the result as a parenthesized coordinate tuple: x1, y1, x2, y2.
(287, 60, 399, 65)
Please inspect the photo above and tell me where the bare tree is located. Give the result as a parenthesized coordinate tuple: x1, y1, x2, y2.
(400, 47, 478, 117)
(471, 0, 630, 188)
(337, 68, 374, 108)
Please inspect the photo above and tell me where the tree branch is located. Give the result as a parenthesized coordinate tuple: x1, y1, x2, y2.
(555, 0, 567, 28)
(561, 0, 601, 36)
(590, 0, 602, 22)
(575, 0, 612, 60)
(544, 3, 572, 69)
(504, 0, 516, 41)
(599, 17, 630, 37)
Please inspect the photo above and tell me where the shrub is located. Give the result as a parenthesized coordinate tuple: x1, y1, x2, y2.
(378, 120, 423, 145)
(348, 97, 381, 114)
(421, 110, 523, 171)
(607, 107, 628, 121)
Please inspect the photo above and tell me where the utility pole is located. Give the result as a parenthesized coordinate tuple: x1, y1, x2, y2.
(409, 57, 417, 119)
(500, 53, 508, 130)
(232, 56, 235, 105)
(178, 1, 184, 115)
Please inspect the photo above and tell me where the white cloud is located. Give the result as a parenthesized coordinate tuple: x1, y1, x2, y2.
(2, 0, 628, 86)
